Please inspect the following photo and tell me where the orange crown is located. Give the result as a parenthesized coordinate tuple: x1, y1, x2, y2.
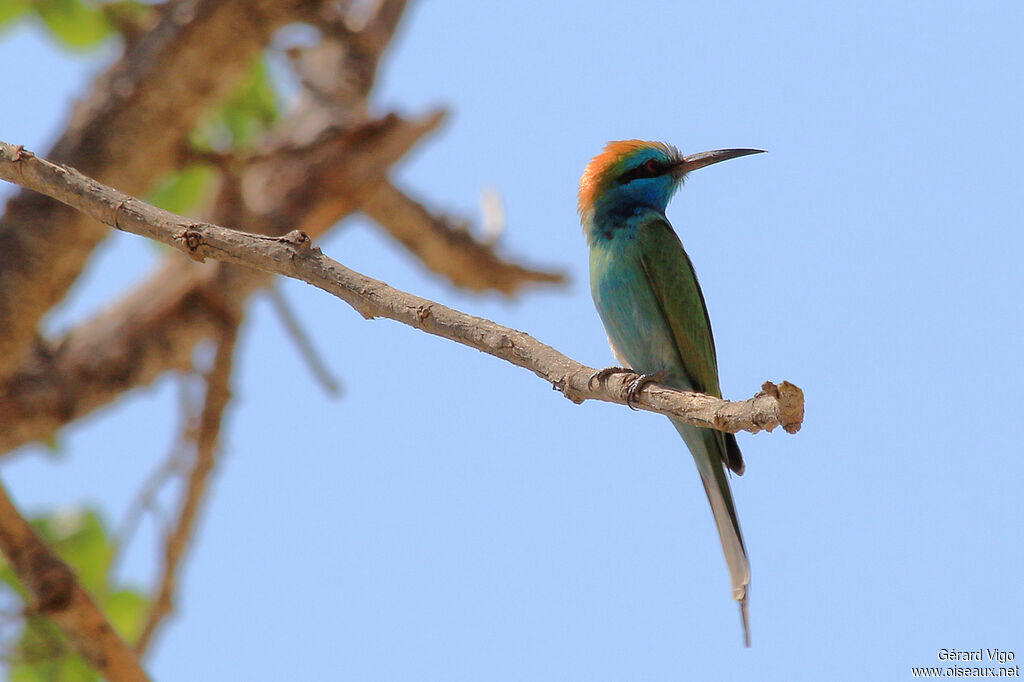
(577, 140, 681, 217)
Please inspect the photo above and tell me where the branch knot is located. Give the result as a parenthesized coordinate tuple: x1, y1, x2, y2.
(11, 145, 34, 162)
(179, 227, 205, 262)
(27, 549, 75, 613)
(279, 229, 316, 252)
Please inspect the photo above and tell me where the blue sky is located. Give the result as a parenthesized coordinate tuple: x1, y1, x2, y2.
(2, 1, 1022, 680)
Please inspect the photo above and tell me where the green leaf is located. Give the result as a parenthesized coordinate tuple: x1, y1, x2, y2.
(32, 509, 112, 595)
(0, 568, 29, 603)
(1, 508, 146, 679)
(9, 615, 99, 682)
(32, 0, 112, 50)
(147, 163, 217, 216)
(103, 588, 149, 641)
(0, 0, 31, 31)
(100, 0, 150, 34)
(195, 57, 279, 150)
(10, 650, 99, 682)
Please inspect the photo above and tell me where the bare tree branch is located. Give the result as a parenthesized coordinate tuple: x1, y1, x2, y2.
(0, 142, 805, 435)
(135, 317, 240, 656)
(0, 0, 316, 380)
(285, 0, 408, 128)
(114, 447, 182, 571)
(0, 479, 150, 681)
(0, 257, 238, 456)
(361, 181, 566, 294)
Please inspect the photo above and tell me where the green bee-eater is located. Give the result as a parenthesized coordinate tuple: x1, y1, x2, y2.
(579, 140, 763, 646)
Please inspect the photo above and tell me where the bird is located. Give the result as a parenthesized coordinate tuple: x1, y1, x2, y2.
(578, 140, 763, 646)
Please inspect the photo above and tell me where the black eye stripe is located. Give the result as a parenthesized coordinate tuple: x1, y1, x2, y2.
(616, 160, 665, 184)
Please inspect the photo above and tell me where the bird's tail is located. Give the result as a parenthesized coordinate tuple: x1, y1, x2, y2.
(671, 418, 751, 647)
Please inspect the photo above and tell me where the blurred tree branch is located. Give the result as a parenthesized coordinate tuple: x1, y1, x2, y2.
(0, 0, 316, 381)
(135, 317, 240, 656)
(0, 141, 805, 435)
(0, 480, 150, 681)
(0, 0, 569, 673)
(266, 284, 344, 396)
(0, 1, 563, 457)
(363, 181, 565, 293)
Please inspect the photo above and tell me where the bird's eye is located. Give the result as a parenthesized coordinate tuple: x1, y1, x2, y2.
(616, 158, 665, 185)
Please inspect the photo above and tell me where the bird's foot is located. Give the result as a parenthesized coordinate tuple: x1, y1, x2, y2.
(624, 370, 669, 410)
(587, 366, 633, 390)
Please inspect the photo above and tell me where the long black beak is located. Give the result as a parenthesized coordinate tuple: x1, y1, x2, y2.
(676, 148, 765, 175)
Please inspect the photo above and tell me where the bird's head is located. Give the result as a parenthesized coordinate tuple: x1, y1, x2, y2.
(578, 140, 763, 241)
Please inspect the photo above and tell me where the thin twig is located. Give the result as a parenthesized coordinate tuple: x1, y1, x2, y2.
(134, 320, 240, 656)
(113, 376, 200, 565)
(0, 141, 804, 435)
(113, 454, 179, 571)
(267, 285, 342, 396)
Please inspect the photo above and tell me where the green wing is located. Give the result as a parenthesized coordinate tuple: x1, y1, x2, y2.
(634, 215, 722, 397)
(635, 215, 745, 475)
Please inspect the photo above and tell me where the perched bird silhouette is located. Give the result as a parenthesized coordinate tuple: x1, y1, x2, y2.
(579, 140, 763, 646)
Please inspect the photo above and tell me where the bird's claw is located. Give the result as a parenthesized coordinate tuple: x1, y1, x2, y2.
(587, 366, 633, 390)
(624, 370, 668, 410)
